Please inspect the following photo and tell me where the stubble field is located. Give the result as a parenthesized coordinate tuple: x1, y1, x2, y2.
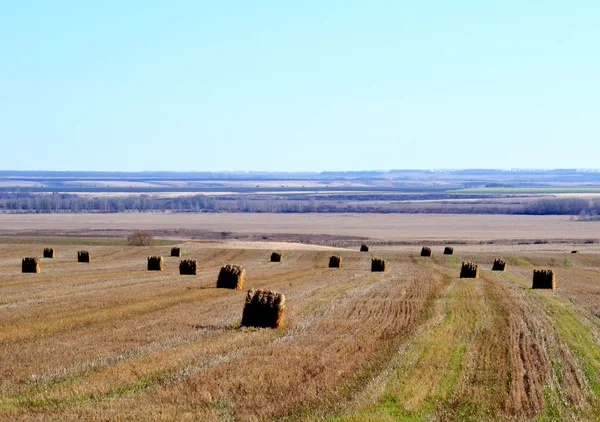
(1, 213, 599, 243)
(1, 214, 600, 420)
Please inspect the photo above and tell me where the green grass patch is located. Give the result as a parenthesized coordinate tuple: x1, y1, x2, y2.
(497, 270, 600, 417)
(443, 255, 460, 266)
(437, 343, 466, 399)
(562, 258, 574, 268)
(540, 295, 600, 397)
(326, 278, 471, 421)
(509, 256, 531, 267)
(449, 187, 600, 194)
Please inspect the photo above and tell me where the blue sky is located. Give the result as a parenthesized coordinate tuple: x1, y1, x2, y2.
(1, 1, 599, 171)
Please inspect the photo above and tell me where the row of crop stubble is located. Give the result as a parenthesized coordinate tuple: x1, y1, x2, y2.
(2, 243, 600, 420)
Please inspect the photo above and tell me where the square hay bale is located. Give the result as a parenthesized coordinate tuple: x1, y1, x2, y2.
(460, 261, 479, 278)
(492, 259, 507, 271)
(217, 264, 245, 289)
(329, 255, 342, 268)
(270, 252, 282, 262)
(179, 259, 197, 275)
(78, 251, 90, 263)
(171, 247, 181, 257)
(43, 248, 55, 258)
(444, 246, 454, 255)
(532, 269, 556, 290)
(22, 257, 40, 273)
(421, 247, 432, 257)
(371, 258, 386, 272)
(241, 289, 285, 328)
(147, 256, 164, 271)
(360, 244, 369, 252)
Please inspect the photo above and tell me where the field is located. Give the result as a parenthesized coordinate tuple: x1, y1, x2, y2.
(1, 213, 600, 244)
(4, 169, 600, 215)
(2, 214, 600, 420)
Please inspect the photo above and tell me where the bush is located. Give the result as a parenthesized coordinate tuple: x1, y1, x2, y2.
(127, 231, 153, 246)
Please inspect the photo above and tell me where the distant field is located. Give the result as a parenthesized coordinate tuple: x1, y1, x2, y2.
(1, 213, 599, 243)
(2, 241, 600, 420)
(452, 187, 600, 194)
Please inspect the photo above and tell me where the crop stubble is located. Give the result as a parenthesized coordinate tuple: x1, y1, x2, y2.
(1, 242, 600, 420)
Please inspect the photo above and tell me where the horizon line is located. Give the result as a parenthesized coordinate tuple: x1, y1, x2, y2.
(2, 168, 600, 175)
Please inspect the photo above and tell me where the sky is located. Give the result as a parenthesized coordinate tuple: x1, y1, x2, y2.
(1, 1, 599, 172)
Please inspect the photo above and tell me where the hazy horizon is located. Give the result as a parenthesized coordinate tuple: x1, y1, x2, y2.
(2, 1, 599, 171)
(3, 168, 600, 175)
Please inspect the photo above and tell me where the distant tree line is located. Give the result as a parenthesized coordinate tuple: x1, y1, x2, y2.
(1, 193, 600, 217)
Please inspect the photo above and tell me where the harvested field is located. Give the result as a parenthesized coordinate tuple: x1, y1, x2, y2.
(1, 213, 600, 243)
(1, 239, 600, 420)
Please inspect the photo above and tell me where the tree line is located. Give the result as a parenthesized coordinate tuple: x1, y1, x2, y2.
(1, 193, 600, 217)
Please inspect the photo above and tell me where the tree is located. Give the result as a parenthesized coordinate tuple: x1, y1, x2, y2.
(127, 231, 154, 246)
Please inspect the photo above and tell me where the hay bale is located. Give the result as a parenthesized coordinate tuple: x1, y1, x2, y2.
(22, 257, 40, 273)
(270, 252, 282, 262)
(179, 259, 197, 275)
(360, 244, 369, 252)
(217, 264, 245, 289)
(460, 261, 479, 278)
(171, 247, 181, 257)
(241, 289, 285, 328)
(78, 251, 90, 263)
(421, 247, 432, 257)
(492, 259, 506, 271)
(147, 256, 164, 271)
(443, 246, 454, 255)
(371, 258, 386, 272)
(43, 248, 55, 258)
(532, 269, 556, 289)
(329, 255, 342, 268)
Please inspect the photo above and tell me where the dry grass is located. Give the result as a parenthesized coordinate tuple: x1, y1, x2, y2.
(1, 241, 600, 420)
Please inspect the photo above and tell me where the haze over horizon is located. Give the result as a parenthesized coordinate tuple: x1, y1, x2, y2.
(3, 168, 600, 175)
(2, 1, 599, 172)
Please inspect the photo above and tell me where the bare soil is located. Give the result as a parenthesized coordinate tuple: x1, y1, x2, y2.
(0, 213, 599, 244)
